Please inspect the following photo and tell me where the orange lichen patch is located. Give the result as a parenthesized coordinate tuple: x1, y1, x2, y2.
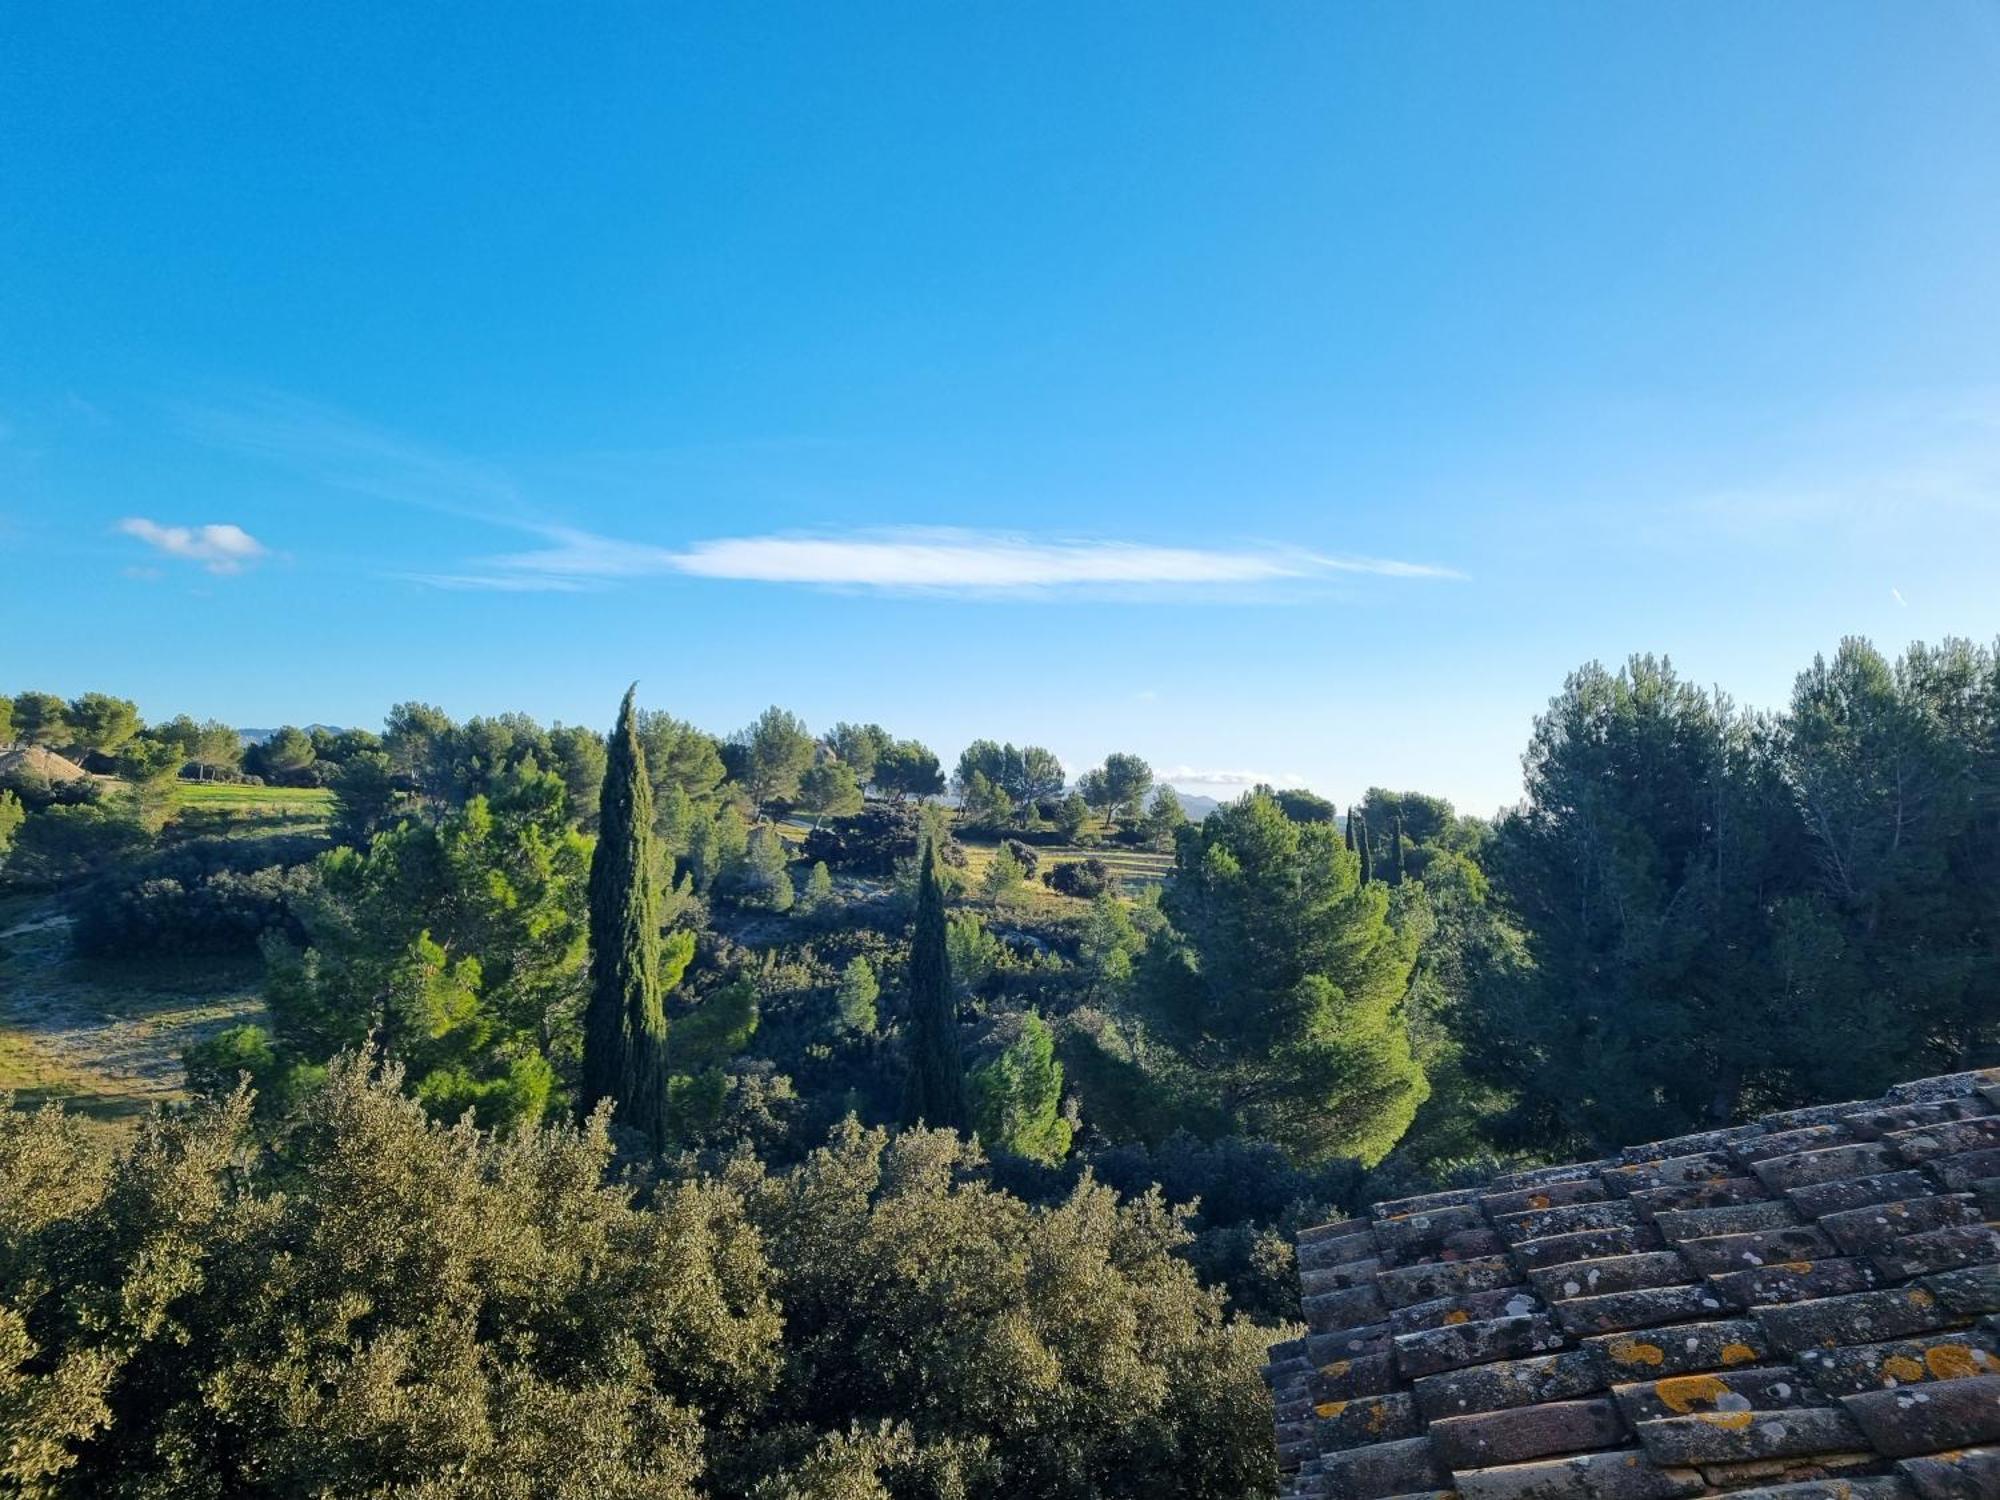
(1314, 1400, 1347, 1419)
(1882, 1355, 1926, 1384)
(1443, 1309, 1471, 1325)
(1319, 1360, 1351, 1379)
(1366, 1403, 1392, 1432)
(1720, 1342, 1758, 1366)
(1655, 1374, 1728, 1413)
(1910, 1287, 1937, 1308)
(1926, 1344, 1986, 1380)
(1693, 1410, 1756, 1430)
(1528, 1193, 1551, 1209)
(1777, 1260, 1814, 1274)
(1607, 1337, 1666, 1368)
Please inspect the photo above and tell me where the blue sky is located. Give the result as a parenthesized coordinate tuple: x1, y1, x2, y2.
(4, 4, 1999, 812)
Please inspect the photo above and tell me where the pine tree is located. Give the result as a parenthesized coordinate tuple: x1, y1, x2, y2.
(1137, 790, 1427, 1163)
(968, 1011, 1072, 1163)
(1391, 814, 1406, 886)
(581, 686, 669, 1147)
(800, 859, 835, 914)
(835, 955, 879, 1034)
(900, 839, 967, 1129)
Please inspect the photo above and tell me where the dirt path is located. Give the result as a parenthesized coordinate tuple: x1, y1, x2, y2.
(0, 902, 267, 1126)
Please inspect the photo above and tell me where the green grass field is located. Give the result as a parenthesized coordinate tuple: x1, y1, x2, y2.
(177, 780, 334, 812)
(773, 812, 1174, 906)
(174, 780, 334, 836)
(958, 835, 1174, 895)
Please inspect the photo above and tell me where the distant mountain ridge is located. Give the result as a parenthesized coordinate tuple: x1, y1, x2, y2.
(236, 724, 345, 746)
(1170, 789, 1221, 820)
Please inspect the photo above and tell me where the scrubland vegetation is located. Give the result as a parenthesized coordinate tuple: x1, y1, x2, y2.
(2, 634, 1996, 1497)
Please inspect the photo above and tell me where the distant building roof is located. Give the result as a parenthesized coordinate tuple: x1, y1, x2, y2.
(1266, 1067, 2000, 1499)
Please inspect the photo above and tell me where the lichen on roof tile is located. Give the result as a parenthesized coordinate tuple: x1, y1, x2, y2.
(1266, 1070, 2000, 1500)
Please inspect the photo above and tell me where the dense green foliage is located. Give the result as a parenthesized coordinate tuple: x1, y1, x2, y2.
(583, 689, 672, 1148)
(1137, 792, 1427, 1165)
(898, 842, 967, 1131)
(0, 1058, 1278, 1500)
(968, 1010, 1071, 1162)
(253, 770, 586, 1130)
(69, 837, 316, 957)
(0, 789, 26, 862)
(1465, 639, 2000, 1153)
(8, 633, 2000, 1497)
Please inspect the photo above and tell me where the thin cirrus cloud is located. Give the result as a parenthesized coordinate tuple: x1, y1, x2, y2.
(406, 525, 1463, 598)
(117, 517, 268, 575)
(171, 396, 1463, 599)
(1155, 764, 1308, 789)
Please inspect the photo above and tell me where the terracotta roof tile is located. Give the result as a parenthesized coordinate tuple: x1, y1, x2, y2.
(1925, 1147, 2000, 1192)
(1609, 1363, 1824, 1425)
(1750, 1143, 1907, 1193)
(1786, 1171, 1937, 1220)
(1794, 1328, 2000, 1397)
(1630, 1176, 1771, 1217)
(1584, 1319, 1771, 1379)
(1709, 1479, 1911, 1500)
(1376, 1253, 1525, 1310)
(1705, 1257, 1881, 1309)
(1652, 1201, 1800, 1243)
(1267, 1067, 2000, 1499)
(1631, 1405, 1868, 1465)
(1411, 1350, 1607, 1423)
(1514, 1225, 1663, 1268)
(1450, 1447, 1703, 1499)
(1895, 1442, 2000, 1497)
(1391, 1285, 1544, 1337)
(1838, 1373, 2000, 1457)
(1527, 1252, 1694, 1304)
(1429, 1396, 1627, 1470)
(1553, 1285, 1737, 1338)
(1675, 1224, 1836, 1276)
(1482, 1178, 1612, 1220)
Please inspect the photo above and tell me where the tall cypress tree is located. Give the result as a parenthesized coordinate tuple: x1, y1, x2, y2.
(1343, 807, 1356, 852)
(900, 839, 967, 1130)
(581, 686, 669, 1147)
(1357, 813, 1374, 885)
(1391, 814, 1407, 886)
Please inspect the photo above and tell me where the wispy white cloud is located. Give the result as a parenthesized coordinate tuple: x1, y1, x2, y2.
(174, 395, 1466, 599)
(1891, 586, 1908, 607)
(676, 532, 1307, 588)
(117, 517, 268, 575)
(1675, 389, 2000, 538)
(1155, 764, 1307, 789)
(419, 524, 1462, 598)
(174, 393, 522, 522)
(398, 570, 598, 593)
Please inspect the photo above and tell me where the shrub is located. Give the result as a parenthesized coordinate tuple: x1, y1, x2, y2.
(68, 835, 320, 956)
(3, 802, 149, 889)
(0, 1060, 1282, 1500)
(0, 766, 104, 814)
(1043, 857, 1117, 899)
(1001, 838, 1040, 879)
(802, 804, 965, 878)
